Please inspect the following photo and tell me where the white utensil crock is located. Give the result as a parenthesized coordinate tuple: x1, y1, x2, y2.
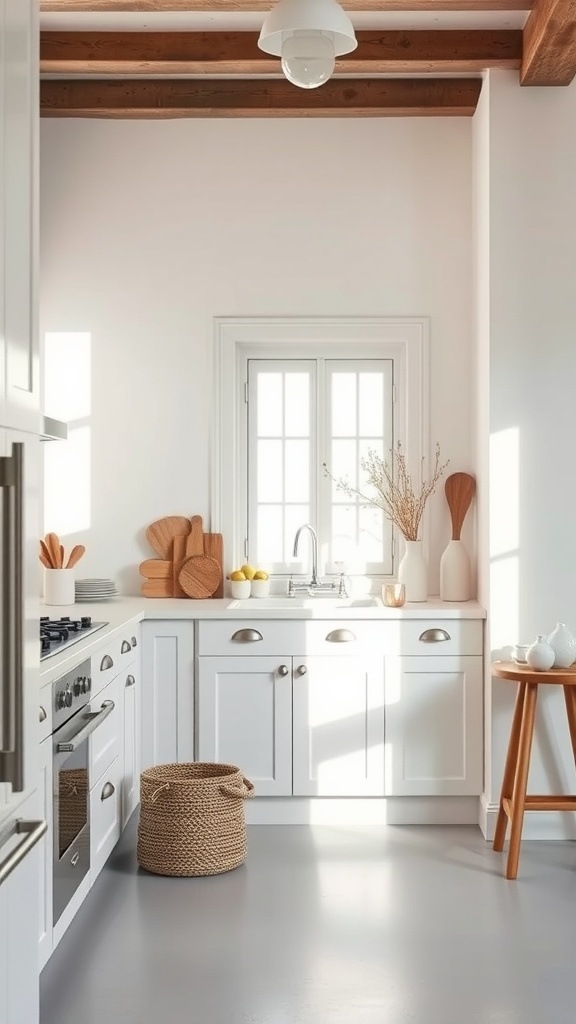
(44, 568, 75, 606)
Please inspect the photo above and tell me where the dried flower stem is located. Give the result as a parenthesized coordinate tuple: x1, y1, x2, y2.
(324, 442, 449, 542)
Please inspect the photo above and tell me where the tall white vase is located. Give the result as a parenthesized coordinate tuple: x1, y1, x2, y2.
(398, 540, 427, 602)
(440, 540, 472, 601)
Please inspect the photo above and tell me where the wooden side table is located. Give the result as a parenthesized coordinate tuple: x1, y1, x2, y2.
(492, 660, 576, 879)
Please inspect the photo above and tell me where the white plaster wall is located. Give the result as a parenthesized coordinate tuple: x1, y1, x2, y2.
(40, 118, 473, 594)
(481, 72, 576, 838)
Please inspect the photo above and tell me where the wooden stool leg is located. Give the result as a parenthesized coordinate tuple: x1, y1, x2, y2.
(563, 686, 576, 764)
(506, 682, 538, 880)
(493, 682, 527, 853)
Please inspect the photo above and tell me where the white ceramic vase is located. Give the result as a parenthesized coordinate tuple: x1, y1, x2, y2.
(440, 540, 472, 602)
(398, 540, 427, 602)
(546, 622, 576, 668)
(526, 635, 555, 671)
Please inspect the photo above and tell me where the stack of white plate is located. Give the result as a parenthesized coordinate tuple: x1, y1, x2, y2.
(75, 578, 118, 602)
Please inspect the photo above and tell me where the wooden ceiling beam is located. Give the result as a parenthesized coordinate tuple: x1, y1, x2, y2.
(39, 1, 532, 13)
(40, 77, 482, 116)
(521, 0, 576, 84)
(40, 29, 522, 75)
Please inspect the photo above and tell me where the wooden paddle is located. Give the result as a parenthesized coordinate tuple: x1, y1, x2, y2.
(444, 473, 476, 540)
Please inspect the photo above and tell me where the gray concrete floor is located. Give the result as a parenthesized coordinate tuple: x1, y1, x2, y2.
(41, 821, 576, 1024)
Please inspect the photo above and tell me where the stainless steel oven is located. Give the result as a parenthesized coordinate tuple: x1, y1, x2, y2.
(51, 658, 114, 925)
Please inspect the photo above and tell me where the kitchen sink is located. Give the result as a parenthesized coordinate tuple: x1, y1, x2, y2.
(227, 596, 380, 610)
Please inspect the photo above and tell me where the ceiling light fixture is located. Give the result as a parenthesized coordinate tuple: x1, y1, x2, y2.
(258, 0, 357, 91)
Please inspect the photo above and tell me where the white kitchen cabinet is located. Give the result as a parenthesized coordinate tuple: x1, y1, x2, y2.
(384, 656, 483, 797)
(292, 655, 385, 797)
(38, 736, 53, 970)
(90, 756, 121, 882)
(141, 621, 195, 768)
(197, 656, 292, 796)
(122, 665, 140, 827)
(0, 790, 42, 1024)
(0, 0, 39, 434)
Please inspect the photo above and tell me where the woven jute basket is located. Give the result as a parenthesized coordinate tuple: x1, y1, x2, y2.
(137, 762, 255, 877)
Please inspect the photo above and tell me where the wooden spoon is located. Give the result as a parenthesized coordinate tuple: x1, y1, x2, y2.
(66, 544, 86, 569)
(444, 473, 476, 540)
(40, 539, 55, 568)
(45, 533, 61, 570)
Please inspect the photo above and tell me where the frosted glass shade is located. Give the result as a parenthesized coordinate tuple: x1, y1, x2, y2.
(281, 31, 336, 90)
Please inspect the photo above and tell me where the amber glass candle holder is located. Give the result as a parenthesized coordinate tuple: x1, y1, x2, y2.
(382, 583, 406, 608)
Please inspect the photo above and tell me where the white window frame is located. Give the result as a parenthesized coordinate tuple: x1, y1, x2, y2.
(212, 317, 429, 580)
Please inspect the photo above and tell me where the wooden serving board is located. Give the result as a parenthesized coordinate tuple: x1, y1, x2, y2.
(178, 555, 221, 599)
(140, 514, 224, 599)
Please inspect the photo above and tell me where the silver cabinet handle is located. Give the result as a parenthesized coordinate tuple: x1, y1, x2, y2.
(39, 706, 47, 723)
(125, 674, 136, 687)
(325, 628, 356, 643)
(100, 654, 114, 670)
(121, 640, 131, 654)
(231, 629, 263, 643)
(101, 781, 115, 801)
(296, 664, 307, 676)
(57, 700, 115, 752)
(278, 665, 289, 677)
(131, 636, 137, 648)
(419, 628, 451, 643)
(0, 443, 24, 790)
(0, 819, 47, 888)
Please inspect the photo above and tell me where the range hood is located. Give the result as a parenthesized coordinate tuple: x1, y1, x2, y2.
(41, 416, 68, 442)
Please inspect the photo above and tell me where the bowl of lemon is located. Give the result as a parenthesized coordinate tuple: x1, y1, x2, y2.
(228, 564, 270, 598)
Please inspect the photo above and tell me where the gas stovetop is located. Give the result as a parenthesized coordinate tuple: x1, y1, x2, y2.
(40, 616, 108, 660)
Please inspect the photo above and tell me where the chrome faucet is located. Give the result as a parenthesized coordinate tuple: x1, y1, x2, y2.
(293, 524, 320, 586)
(289, 524, 348, 598)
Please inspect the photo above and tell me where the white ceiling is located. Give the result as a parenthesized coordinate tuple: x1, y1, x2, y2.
(40, 10, 529, 31)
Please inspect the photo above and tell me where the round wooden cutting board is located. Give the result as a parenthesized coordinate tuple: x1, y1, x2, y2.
(178, 555, 221, 599)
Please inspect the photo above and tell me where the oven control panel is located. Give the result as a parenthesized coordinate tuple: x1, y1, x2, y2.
(53, 658, 92, 731)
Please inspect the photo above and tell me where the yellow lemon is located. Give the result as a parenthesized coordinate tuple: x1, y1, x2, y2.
(241, 564, 256, 580)
(254, 570, 268, 580)
(230, 570, 246, 581)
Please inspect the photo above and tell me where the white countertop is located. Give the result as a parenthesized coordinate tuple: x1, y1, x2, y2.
(39, 595, 486, 684)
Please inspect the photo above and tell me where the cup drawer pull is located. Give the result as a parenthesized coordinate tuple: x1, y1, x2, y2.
(39, 706, 47, 723)
(100, 654, 114, 670)
(325, 629, 356, 643)
(131, 636, 137, 647)
(121, 640, 131, 654)
(126, 674, 136, 687)
(231, 629, 263, 643)
(419, 628, 451, 643)
(101, 781, 115, 801)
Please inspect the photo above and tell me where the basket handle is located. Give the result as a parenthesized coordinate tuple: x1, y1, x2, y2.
(140, 780, 170, 805)
(220, 776, 255, 800)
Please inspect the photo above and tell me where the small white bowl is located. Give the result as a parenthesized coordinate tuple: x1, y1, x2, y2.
(512, 644, 530, 664)
(229, 579, 251, 599)
(251, 578, 271, 598)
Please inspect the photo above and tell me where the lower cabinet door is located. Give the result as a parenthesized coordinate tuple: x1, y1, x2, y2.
(38, 737, 53, 970)
(292, 656, 385, 797)
(0, 791, 42, 1024)
(90, 757, 121, 882)
(122, 666, 140, 829)
(384, 656, 483, 796)
(197, 657, 292, 797)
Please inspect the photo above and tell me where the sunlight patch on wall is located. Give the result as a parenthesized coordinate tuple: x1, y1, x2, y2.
(489, 426, 520, 648)
(43, 332, 92, 536)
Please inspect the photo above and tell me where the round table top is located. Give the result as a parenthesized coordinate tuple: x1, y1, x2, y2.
(492, 660, 576, 684)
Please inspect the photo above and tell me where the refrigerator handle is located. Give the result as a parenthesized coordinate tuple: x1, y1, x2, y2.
(0, 442, 25, 790)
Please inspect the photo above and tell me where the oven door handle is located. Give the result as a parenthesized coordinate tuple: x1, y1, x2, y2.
(56, 700, 115, 753)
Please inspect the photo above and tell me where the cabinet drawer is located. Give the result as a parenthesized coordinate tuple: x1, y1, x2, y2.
(197, 620, 298, 657)
(91, 631, 139, 697)
(90, 674, 121, 785)
(38, 696, 52, 743)
(394, 620, 483, 657)
(90, 756, 121, 882)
